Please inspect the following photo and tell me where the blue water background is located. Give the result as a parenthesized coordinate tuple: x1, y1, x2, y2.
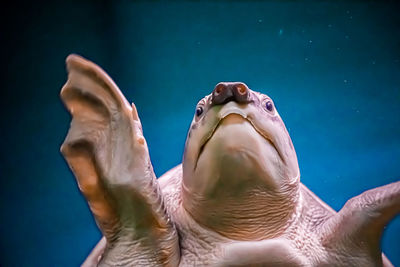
(1, 1, 399, 266)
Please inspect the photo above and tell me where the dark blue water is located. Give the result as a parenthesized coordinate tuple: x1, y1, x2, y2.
(1, 1, 399, 266)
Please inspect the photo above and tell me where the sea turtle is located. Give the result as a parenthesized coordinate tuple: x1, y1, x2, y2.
(60, 54, 399, 267)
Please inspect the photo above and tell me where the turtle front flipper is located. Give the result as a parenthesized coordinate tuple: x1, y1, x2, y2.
(319, 181, 400, 266)
(60, 55, 179, 266)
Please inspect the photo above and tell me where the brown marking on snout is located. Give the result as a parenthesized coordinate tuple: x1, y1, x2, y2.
(211, 82, 251, 106)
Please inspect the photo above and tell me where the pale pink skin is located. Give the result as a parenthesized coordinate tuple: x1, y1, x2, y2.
(61, 55, 399, 267)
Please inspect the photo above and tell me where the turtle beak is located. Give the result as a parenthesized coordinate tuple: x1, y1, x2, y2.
(194, 101, 283, 171)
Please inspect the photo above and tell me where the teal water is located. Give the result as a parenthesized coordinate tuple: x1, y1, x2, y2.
(1, 1, 399, 266)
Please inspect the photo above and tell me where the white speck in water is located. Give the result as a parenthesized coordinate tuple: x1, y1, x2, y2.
(345, 35, 349, 39)
(344, 79, 348, 83)
(372, 61, 376, 65)
(346, 10, 350, 14)
(279, 29, 283, 35)
(349, 16, 353, 19)
(309, 40, 313, 43)
(305, 57, 309, 61)
(258, 19, 263, 23)
(328, 24, 332, 28)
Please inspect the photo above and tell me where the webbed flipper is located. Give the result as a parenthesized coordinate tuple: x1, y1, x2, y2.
(320, 181, 399, 266)
(60, 55, 179, 266)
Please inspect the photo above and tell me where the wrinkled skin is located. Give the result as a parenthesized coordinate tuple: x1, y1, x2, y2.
(60, 55, 399, 266)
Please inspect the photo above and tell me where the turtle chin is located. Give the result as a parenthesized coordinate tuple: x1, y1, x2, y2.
(190, 113, 284, 196)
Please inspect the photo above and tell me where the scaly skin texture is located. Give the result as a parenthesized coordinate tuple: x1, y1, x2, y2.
(60, 55, 399, 267)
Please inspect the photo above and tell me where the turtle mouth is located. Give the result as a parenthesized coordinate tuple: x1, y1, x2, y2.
(194, 109, 283, 171)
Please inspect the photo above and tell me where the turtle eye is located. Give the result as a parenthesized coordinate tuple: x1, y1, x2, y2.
(264, 100, 274, 112)
(196, 106, 204, 116)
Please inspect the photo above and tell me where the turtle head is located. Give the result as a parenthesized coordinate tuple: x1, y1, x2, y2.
(183, 82, 299, 195)
(181, 82, 300, 240)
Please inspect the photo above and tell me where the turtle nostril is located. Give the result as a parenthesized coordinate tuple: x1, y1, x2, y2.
(236, 83, 247, 95)
(215, 84, 225, 95)
(212, 82, 250, 105)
